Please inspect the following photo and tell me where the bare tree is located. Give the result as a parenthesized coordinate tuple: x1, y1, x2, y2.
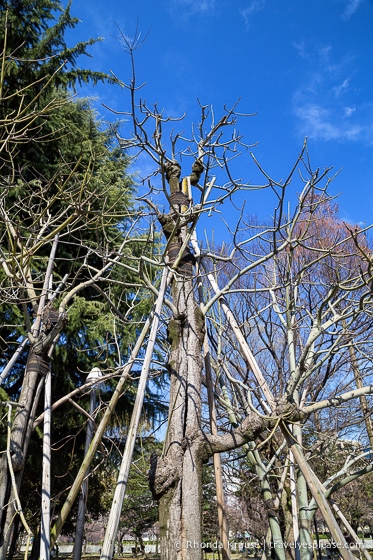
(205, 195, 373, 560)
(98, 39, 373, 558)
(4, 26, 373, 560)
(0, 45, 148, 555)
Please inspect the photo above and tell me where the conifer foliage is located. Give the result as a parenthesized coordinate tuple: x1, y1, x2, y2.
(0, 1, 153, 556)
(0, 0, 108, 91)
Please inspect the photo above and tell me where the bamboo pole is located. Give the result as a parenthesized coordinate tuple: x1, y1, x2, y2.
(50, 302, 156, 547)
(100, 267, 169, 560)
(40, 367, 51, 560)
(0, 338, 29, 385)
(282, 425, 355, 560)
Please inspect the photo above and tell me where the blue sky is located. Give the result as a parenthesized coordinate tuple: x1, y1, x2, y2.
(66, 0, 373, 234)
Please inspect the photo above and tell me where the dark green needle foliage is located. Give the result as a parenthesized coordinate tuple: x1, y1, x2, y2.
(0, 1, 164, 549)
(0, 0, 144, 393)
(117, 438, 161, 553)
(0, 0, 108, 92)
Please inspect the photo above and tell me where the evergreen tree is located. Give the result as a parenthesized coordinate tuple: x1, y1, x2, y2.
(0, 2, 162, 555)
(118, 438, 161, 554)
(0, 0, 108, 93)
(0, 0, 109, 179)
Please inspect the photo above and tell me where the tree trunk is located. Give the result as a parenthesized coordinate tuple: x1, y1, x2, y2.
(0, 348, 50, 557)
(0, 300, 62, 556)
(156, 274, 205, 560)
(149, 162, 205, 559)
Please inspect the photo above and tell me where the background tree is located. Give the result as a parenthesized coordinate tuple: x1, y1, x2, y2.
(0, 3, 162, 555)
(119, 438, 161, 555)
(203, 193, 373, 560)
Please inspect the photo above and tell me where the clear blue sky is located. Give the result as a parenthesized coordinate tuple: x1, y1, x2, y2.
(66, 0, 373, 233)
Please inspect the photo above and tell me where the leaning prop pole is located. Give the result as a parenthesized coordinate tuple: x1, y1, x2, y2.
(100, 267, 169, 560)
(192, 225, 230, 560)
(281, 425, 355, 560)
(189, 241, 276, 412)
(40, 366, 52, 560)
(50, 309, 155, 548)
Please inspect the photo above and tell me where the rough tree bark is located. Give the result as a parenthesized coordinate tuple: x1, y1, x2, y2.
(149, 161, 206, 560)
(0, 302, 65, 558)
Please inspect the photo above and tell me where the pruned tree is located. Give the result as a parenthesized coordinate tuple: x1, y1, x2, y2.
(3, 11, 373, 560)
(93, 32, 373, 560)
(205, 195, 373, 560)
(89, 30, 293, 560)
